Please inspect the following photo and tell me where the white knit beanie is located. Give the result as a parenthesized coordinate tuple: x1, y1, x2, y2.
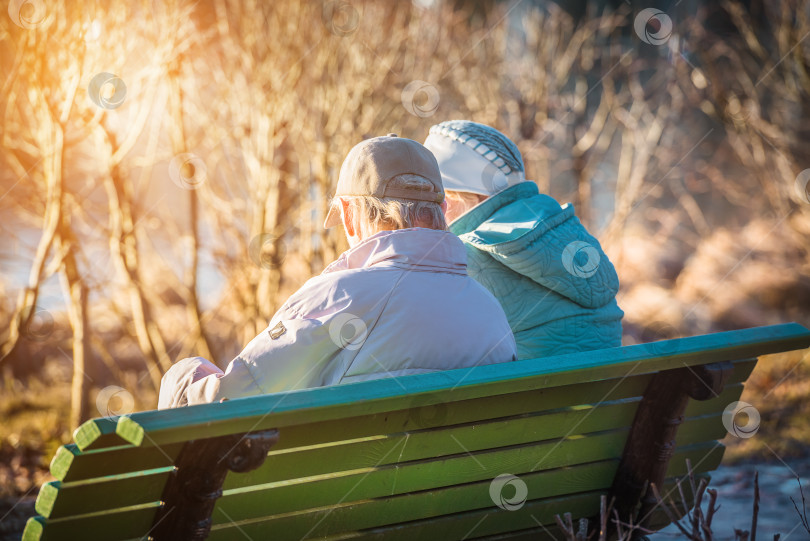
(423, 120, 526, 196)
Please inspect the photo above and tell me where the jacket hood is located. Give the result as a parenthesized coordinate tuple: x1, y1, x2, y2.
(450, 182, 620, 309)
(323, 228, 467, 276)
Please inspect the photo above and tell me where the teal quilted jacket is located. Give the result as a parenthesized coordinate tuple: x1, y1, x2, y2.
(450, 182, 624, 360)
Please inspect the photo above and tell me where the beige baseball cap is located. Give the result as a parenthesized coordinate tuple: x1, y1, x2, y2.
(324, 134, 445, 228)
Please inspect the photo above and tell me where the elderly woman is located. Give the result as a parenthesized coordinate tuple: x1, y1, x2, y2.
(159, 134, 516, 408)
(423, 121, 624, 360)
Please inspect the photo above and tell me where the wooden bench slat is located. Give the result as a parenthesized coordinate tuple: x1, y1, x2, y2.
(227, 400, 640, 489)
(49, 443, 182, 483)
(35, 467, 172, 520)
(210, 422, 723, 528)
(34, 375, 745, 521)
(264, 373, 650, 452)
(45, 358, 756, 488)
(49, 376, 651, 482)
(210, 490, 602, 541)
(223, 383, 739, 493)
(20, 466, 708, 541)
(213, 465, 616, 540)
(62, 374, 651, 477)
(22, 503, 160, 541)
(112, 324, 810, 449)
(38, 425, 625, 522)
(208, 467, 716, 541)
(468, 528, 560, 541)
(465, 475, 708, 541)
(232, 363, 749, 487)
(72, 417, 130, 451)
(32, 405, 724, 524)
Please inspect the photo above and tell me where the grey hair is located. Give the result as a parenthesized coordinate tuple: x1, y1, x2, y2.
(341, 174, 447, 238)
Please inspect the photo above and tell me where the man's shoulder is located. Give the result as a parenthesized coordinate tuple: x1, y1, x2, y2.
(282, 266, 400, 317)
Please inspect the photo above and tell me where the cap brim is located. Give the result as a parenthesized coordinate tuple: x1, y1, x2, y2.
(323, 204, 341, 229)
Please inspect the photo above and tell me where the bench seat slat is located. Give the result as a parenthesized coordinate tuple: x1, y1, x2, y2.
(227, 400, 640, 489)
(226, 378, 746, 489)
(469, 529, 559, 541)
(72, 417, 130, 451)
(52, 375, 653, 481)
(21, 465, 710, 541)
(208, 463, 717, 541)
(22, 503, 160, 541)
(50, 443, 182, 483)
(112, 324, 809, 449)
(224, 384, 739, 492)
(35, 467, 172, 520)
(211, 490, 602, 541)
(265, 374, 650, 452)
(39, 424, 625, 522)
(31, 404, 725, 520)
(465, 475, 708, 541)
(34, 380, 743, 521)
(211, 423, 724, 528)
(45, 358, 756, 487)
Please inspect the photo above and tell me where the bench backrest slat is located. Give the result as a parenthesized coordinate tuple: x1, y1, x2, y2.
(45, 358, 756, 487)
(108, 323, 810, 450)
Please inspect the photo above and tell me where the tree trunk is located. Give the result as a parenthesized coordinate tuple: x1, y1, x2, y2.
(99, 133, 171, 390)
(169, 58, 214, 362)
(0, 121, 64, 366)
(61, 251, 91, 429)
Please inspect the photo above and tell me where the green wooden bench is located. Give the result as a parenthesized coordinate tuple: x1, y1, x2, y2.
(23, 323, 810, 541)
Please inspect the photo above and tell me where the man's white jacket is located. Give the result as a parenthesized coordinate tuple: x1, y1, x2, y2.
(158, 228, 517, 408)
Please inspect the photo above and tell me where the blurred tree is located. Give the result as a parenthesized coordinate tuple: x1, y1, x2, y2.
(1, 1, 101, 426)
(0, 0, 807, 427)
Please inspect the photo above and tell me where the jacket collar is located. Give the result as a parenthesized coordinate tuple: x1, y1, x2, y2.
(323, 228, 467, 275)
(449, 181, 539, 236)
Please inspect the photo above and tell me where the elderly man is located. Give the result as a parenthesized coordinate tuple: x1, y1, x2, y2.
(158, 134, 516, 408)
(423, 121, 624, 360)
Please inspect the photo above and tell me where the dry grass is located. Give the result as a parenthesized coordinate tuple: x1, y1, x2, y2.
(0, 378, 68, 499)
(0, 367, 157, 501)
(724, 349, 810, 462)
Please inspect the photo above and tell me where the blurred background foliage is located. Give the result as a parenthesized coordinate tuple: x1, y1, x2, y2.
(1, 0, 809, 519)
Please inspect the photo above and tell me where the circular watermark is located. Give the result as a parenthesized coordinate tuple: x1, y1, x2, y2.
(634, 8, 673, 45)
(401, 80, 440, 118)
(795, 168, 810, 204)
(322, 1, 359, 37)
(722, 401, 760, 439)
(96, 385, 135, 417)
(489, 473, 528, 511)
(23, 306, 54, 341)
(328, 312, 368, 350)
(407, 395, 448, 429)
(640, 321, 681, 355)
(481, 162, 509, 194)
(561, 240, 600, 278)
(8, 0, 47, 29)
(87, 72, 127, 110)
(169, 153, 207, 190)
(248, 233, 287, 269)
